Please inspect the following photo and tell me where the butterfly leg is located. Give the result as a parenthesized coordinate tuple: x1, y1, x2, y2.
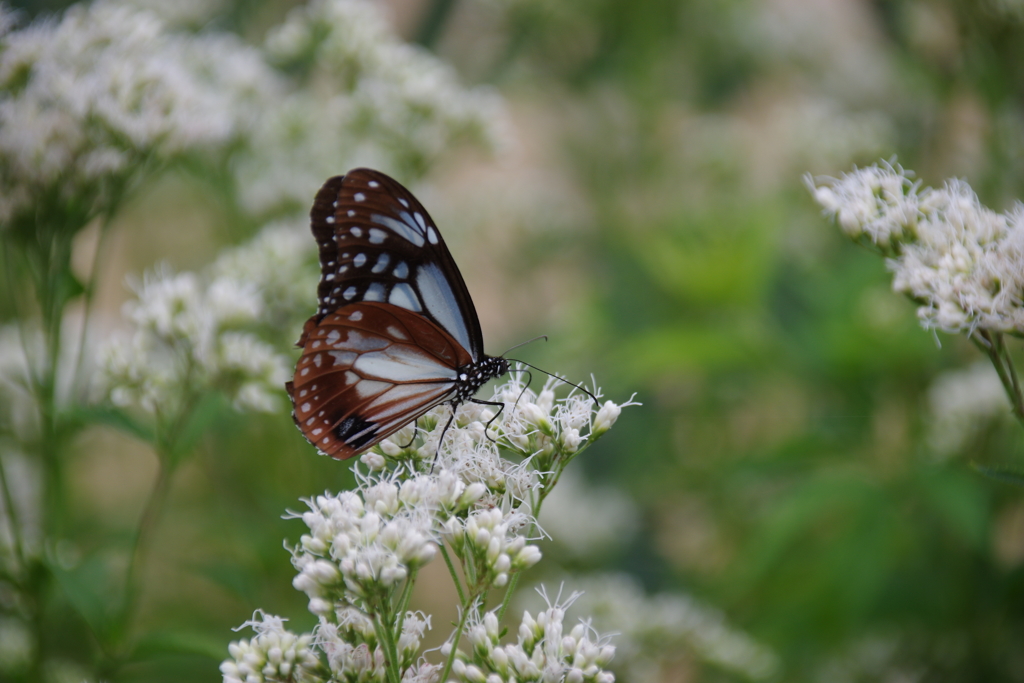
(470, 398, 506, 444)
(399, 420, 419, 449)
(430, 408, 459, 473)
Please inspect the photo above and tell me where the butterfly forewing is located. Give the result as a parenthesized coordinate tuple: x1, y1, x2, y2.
(312, 169, 485, 361)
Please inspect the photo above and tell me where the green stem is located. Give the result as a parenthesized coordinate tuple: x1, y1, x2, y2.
(70, 216, 115, 399)
(497, 571, 520, 622)
(370, 601, 402, 683)
(440, 597, 475, 683)
(974, 332, 1024, 428)
(0, 449, 26, 576)
(394, 567, 418, 642)
(440, 542, 466, 606)
(118, 454, 176, 655)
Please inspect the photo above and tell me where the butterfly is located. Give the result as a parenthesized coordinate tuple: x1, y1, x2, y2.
(286, 168, 510, 460)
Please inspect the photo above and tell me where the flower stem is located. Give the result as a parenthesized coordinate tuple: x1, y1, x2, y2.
(440, 598, 475, 683)
(118, 453, 175, 656)
(371, 601, 402, 683)
(440, 542, 466, 606)
(974, 331, 1024, 428)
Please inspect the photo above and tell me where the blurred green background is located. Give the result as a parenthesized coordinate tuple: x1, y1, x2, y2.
(6, 0, 1024, 681)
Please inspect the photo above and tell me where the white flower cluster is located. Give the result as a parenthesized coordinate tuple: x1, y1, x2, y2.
(236, 0, 507, 215)
(443, 507, 543, 589)
(220, 612, 325, 683)
(0, 1, 278, 227)
(291, 469, 508, 613)
(224, 376, 632, 683)
(807, 161, 921, 250)
(314, 609, 438, 682)
(809, 161, 1024, 334)
(494, 376, 626, 465)
(98, 265, 289, 415)
(561, 574, 779, 681)
(445, 597, 616, 683)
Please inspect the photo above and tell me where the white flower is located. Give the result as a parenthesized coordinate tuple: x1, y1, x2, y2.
(290, 480, 440, 607)
(806, 161, 921, 250)
(811, 161, 1024, 335)
(449, 591, 616, 683)
(209, 219, 317, 325)
(442, 507, 541, 589)
(0, 1, 281, 226)
(220, 611, 323, 683)
(236, 0, 507, 215)
(97, 264, 290, 416)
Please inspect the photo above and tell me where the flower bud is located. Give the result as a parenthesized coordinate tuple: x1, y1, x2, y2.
(593, 401, 621, 434)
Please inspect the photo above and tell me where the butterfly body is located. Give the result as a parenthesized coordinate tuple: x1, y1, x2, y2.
(286, 169, 508, 460)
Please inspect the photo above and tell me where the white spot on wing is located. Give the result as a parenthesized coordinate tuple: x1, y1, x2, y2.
(351, 227, 363, 238)
(344, 286, 357, 300)
(368, 181, 379, 188)
(394, 262, 409, 279)
(330, 350, 357, 366)
(399, 198, 409, 208)
(326, 330, 341, 345)
(427, 226, 438, 244)
(348, 310, 363, 321)
(354, 253, 367, 267)
(354, 192, 366, 201)
(389, 283, 421, 312)
(414, 212, 426, 230)
(364, 282, 386, 302)
(372, 253, 390, 273)
(387, 325, 407, 340)
(369, 228, 386, 244)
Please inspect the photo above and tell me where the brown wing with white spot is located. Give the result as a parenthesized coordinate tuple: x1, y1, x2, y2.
(285, 301, 474, 460)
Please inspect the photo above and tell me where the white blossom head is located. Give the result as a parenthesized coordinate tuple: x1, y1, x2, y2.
(446, 588, 616, 683)
(806, 160, 922, 251)
(811, 161, 1024, 335)
(97, 263, 290, 417)
(0, 1, 280, 229)
(220, 611, 325, 683)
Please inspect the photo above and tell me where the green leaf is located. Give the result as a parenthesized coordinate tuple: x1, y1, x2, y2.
(49, 554, 120, 645)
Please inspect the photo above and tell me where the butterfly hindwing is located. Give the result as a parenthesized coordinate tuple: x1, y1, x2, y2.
(287, 301, 474, 459)
(311, 169, 485, 362)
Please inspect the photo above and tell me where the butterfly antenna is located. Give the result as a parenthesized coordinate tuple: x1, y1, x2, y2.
(505, 358, 598, 404)
(500, 335, 548, 357)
